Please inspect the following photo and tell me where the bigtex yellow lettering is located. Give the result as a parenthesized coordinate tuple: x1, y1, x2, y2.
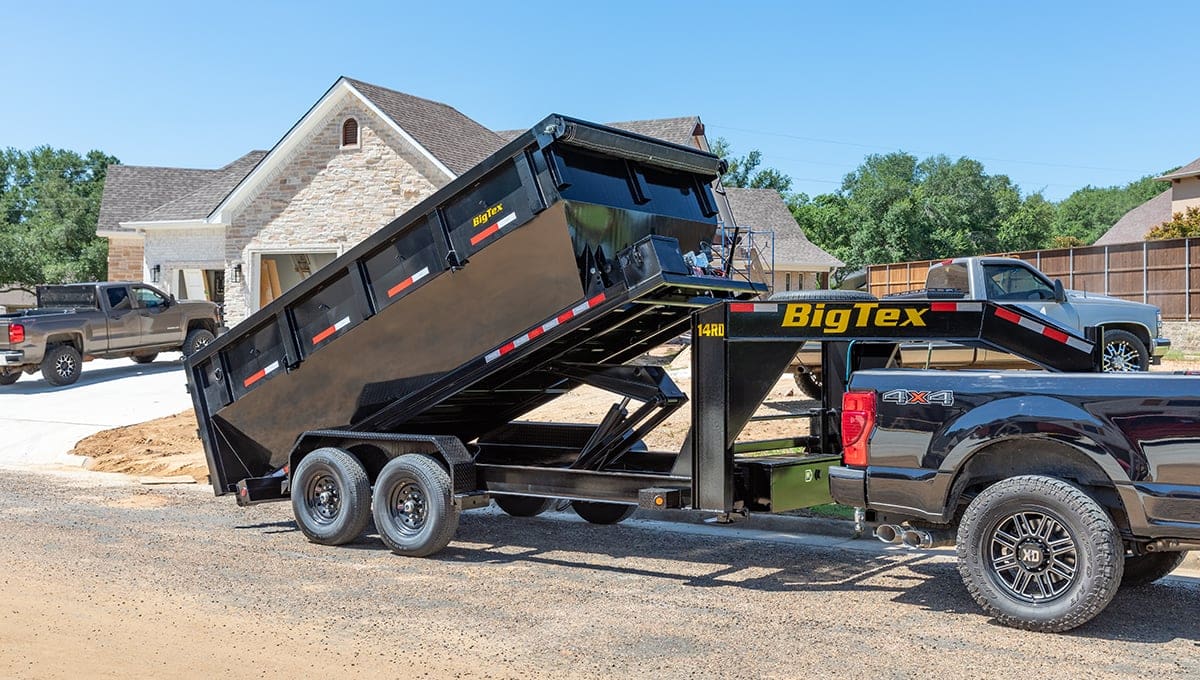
(781, 302, 927, 333)
(472, 203, 504, 228)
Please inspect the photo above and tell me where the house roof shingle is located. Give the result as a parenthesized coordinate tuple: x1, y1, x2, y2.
(722, 187, 842, 268)
(1156, 156, 1200, 181)
(137, 151, 268, 223)
(97, 165, 221, 233)
(606, 117, 704, 148)
(1093, 188, 1173, 245)
(344, 78, 505, 175)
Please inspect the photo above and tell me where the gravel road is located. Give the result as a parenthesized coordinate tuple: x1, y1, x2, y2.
(1, 469, 1197, 679)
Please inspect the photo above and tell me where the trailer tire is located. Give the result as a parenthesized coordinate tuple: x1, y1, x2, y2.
(571, 501, 636, 525)
(373, 454, 459, 557)
(1121, 551, 1187, 588)
(131, 353, 158, 364)
(494, 495, 554, 517)
(0, 371, 19, 386)
(182, 328, 215, 357)
(291, 447, 372, 546)
(41, 344, 82, 386)
(956, 475, 1123, 632)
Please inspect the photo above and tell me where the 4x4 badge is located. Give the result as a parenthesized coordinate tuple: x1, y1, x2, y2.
(882, 389, 954, 406)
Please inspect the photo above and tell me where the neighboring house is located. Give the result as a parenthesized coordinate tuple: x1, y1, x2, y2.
(1095, 155, 1200, 245)
(0, 288, 36, 314)
(97, 77, 839, 324)
(720, 187, 842, 290)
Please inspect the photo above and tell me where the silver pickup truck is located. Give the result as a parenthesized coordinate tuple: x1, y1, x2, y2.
(788, 257, 1170, 397)
(0, 282, 221, 386)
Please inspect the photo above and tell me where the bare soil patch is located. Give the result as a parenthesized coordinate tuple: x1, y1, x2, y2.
(71, 411, 208, 482)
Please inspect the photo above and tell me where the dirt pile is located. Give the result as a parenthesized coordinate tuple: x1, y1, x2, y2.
(71, 411, 209, 482)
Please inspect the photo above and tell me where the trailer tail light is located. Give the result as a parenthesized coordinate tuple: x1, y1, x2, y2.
(841, 390, 876, 467)
(8, 324, 24, 344)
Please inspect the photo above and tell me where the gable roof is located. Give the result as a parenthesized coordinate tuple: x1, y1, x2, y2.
(722, 187, 842, 269)
(1093, 188, 1173, 245)
(344, 78, 504, 175)
(1156, 156, 1200, 181)
(135, 151, 268, 224)
(97, 164, 221, 234)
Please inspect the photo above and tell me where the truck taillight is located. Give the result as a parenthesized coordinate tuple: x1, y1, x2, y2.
(8, 324, 24, 344)
(841, 390, 876, 467)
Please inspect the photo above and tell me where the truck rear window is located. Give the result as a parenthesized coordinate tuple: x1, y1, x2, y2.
(38, 285, 98, 309)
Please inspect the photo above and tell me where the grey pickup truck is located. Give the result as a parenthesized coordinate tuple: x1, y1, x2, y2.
(0, 282, 221, 386)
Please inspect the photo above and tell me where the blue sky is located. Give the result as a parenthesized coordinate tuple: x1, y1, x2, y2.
(3, 1, 1195, 201)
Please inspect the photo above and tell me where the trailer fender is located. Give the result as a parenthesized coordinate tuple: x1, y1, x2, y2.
(289, 430, 476, 496)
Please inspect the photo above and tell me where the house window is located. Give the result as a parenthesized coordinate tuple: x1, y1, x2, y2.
(341, 118, 359, 147)
(785, 273, 792, 291)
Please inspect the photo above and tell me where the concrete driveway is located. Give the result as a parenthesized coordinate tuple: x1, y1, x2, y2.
(0, 353, 193, 467)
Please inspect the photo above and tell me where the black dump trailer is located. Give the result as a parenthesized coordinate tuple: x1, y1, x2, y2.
(186, 115, 1102, 557)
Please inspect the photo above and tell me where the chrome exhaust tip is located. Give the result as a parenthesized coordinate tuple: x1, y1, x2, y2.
(874, 524, 902, 544)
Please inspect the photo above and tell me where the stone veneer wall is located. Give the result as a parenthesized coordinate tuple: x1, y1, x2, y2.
(143, 227, 225, 298)
(106, 235, 144, 282)
(222, 98, 448, 323)
(1162, 321, 1200, 355)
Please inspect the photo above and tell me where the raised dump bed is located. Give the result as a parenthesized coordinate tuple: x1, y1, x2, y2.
(186, 115, 763, 496)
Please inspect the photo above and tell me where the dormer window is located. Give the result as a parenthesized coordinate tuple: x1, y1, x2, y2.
(341, 118, 359, 147)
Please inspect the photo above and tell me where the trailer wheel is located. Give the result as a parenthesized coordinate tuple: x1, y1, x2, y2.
(373, 454, 459, 557)
(571, 501, 636, 525)
(131, 353, 158, 364)
(0, 371, 19, 386)
(956, 475, 1123, 632)
(291, 447, 372, 546)
(1121, 551, 1187, 588)
(41, 344, 82, 386)
(494, 495, 554, 517)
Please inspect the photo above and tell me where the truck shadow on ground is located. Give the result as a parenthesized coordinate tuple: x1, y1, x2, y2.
(248, 509, 1198, 644)
(3, 360, 183, 394)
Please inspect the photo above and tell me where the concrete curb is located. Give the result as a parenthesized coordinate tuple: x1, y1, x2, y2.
(632, 508, 1200, 577)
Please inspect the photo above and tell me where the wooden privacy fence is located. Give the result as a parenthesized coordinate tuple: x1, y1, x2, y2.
(867, 237, 1200, 320)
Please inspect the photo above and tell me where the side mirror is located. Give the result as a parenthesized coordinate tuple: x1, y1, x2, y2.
(1053, 279, 1066, 303)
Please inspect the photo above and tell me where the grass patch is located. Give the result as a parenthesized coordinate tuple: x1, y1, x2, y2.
(793, 503, 856, 520)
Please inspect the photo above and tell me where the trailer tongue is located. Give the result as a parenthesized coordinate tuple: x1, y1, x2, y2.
(185, 114, 1100, 559)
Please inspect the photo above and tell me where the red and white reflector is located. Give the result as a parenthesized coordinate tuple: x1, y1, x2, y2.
(930, 302, 983, 313)
(485, 293, 606, 363)
(994, 307, 1091, 352)
(729, 303, 779, 313)
(312, 316, 351, 345)
(386, 266, 430, 299)
(470, 212, 518, 246)
(243, 360, 280, 388)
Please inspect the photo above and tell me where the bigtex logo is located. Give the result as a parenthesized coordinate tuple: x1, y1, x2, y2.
(781, 302, 928, 333)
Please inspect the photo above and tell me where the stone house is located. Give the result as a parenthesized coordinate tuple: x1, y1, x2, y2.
(97, 77, 840, 324)
(1095, 155, 1200, 245)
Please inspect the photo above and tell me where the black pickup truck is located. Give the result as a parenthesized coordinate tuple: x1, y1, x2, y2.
(830, 369, 1200, 632)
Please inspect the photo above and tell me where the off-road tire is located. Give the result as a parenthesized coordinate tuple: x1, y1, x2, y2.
(0, 371, 19, 386)
(1100, 329, 1149, 372)
(494, 495, 554, 517)
(1121, 551, 1187, 588)
(182, 328, 215, 357)
(131, 353, 158, 364)
(571, 501, 637, 525)
(793, 368, 822, 400)
(373, 454, 459, 557)
(290, 447, 372, 546)
(956, 475, 1123, 633)
(41, 344, 82, 387)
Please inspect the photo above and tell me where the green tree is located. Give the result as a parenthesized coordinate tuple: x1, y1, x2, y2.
(1051, 173, 1171, 244)
(0, 147, 115, 292)
(1146, 206, 1200, 239)
(711, 138, 793, 193)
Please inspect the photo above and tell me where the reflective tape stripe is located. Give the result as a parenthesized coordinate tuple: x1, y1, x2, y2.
(994, 307, 1091, 352)
(243, 360, 280, 388)
(485, 293, 606, 363)
(470, 212, 518, 246)
(931, 302, 983, 312)
(386, 267, 430, 298)
(729, 303, 778, 313)
(312, 316, 351, 345)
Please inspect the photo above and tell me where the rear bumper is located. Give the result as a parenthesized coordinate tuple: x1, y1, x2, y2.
(1151, 337, 1170, 358)
(1, 350, 24, 366)
(828, 465, 866, 507)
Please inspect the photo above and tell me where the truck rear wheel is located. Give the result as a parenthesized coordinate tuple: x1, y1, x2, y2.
(0, 371, 19, 386)
(494, 495, 554, 517)
(373, 454, 459, 557)
(1121, 551, 1187, 588)
(131, 353, 158, 364)
(182, 328, 215, 357)
(956, 475, 1123, 632)
(41, 345, 82, 386)
(1101, 329, 1148, 372)
(571, 501, 636, 525)
(291, 447, 372, 546)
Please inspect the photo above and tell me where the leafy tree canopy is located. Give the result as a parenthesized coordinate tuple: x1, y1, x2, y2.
(0, 147, 116, 292)
(1146, 205, 1200, 239)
